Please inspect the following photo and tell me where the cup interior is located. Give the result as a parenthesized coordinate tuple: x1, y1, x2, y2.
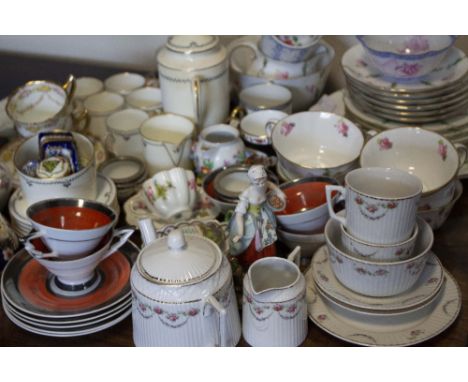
(75, 77, 103, 99)
(346, 167, 422, 199)
(276, 181, 332, 216)
(140, 114, 194, 145)
(202, 124, 239, 144)
(127, 87, 162, 108)
(107, 109, 148, 134)
(240, 84, 292, 109)
(240, 110, 288, 139)
(84, 91, 124, 114)
(105, 72, 145, 93)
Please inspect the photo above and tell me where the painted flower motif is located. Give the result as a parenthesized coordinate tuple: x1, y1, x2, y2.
(275, 71, 290, 80)
(400, 36, 430, 54)
(395, 248, 406, 256)
(409, 329, 424, 337)
(187, 178, 196, 191)
(438, 140, 448, 161)
(286, 304, 297, 313)
(366, 204, 378, 213)
(317, 314, 327, 321)
(153, 307, 163, 315)
(387, 202, 398, 209)
(378, 137, 393, 150)
(355, 267, 368, 275)
(246, 295, 253, 304)
(139, 303, 147, 311)
(280, 122, 295, 136)
(187, 308, 200, 317)
(355, 196, 364, 205)
(167, 313, 179, 322)
(254, 307, 264, 315)
(336, 121, 349, 137)
(395, 63, 422, 76)
(273, 304, 284, 312)
(374, 269, 389, 276)
(427, 277, 439, 284)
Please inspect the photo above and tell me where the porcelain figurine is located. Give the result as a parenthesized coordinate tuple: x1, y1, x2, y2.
(228, 165, 286, 269)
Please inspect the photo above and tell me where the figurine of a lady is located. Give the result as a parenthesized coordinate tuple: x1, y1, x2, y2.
(229, 165, 286, 269)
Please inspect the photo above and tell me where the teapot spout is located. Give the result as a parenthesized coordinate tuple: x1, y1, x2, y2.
(138, 217, 157, 247)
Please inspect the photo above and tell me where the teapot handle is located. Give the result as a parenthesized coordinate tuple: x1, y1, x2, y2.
(63, 74, 76, 100)
(204, 294, 229, 347)
(228, 39, 260, 74)
(191, 76, 201, 128)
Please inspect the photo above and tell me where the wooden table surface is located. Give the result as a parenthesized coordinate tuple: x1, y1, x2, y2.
(0, 53, 466, 347)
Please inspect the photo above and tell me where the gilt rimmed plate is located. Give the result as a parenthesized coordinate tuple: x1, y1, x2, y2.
(306, 265, 461, 346)
(342, 45, 468, 94)
(311, 246, 444, 312)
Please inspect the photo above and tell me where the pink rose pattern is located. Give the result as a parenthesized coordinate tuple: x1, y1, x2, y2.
(399, 36, 430, 54)
(244, 293, 303, 321)
(280, 122, 295, 136)
(355, 196, 398, 220)
(378, 137, 393, 150)
(395, 63, 423, 77)
(336, 121, 349, 137)
(438, 140, 448, 161)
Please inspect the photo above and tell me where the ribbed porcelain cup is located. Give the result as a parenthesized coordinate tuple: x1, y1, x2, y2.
(326, 167, 422, 245)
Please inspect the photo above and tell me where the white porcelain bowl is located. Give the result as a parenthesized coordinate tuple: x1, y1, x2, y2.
(357, 35, 456, 80)
(360, 127, 467, 197)
(272, 111, 364, 178)
(13, 132, 97, 205)
(142, 168, 197, 222)
(324, 217, 434, 297)
(418, 179, 456, 210)
(277, 227, 325, 259)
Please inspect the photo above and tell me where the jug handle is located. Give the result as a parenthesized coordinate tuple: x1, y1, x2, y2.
(454, 143, 468, 172)
(63, 74, 76, 100)
(204, 294, 229, 347)
(191, 76, 201, 128)
(287, 246, 301, 267)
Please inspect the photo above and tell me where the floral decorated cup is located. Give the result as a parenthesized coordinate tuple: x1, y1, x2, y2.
(326, 167, 422, 245)
(6, 75, 84, 138)
(259, 35, 322, 63)
(240, 109, 288, 146)
(360, 127, 467, 197)
(325, 216, 434, 297)
(142, 168, 197, 222)
(271, 111, 364, 179)
(356, 36, 456, 80)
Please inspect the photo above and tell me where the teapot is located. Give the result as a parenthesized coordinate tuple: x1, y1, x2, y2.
(193, 124, 245, 175)
(157, 36, 230, 131)
(130, 218, 241, 347)
(242, 246, 308, 346)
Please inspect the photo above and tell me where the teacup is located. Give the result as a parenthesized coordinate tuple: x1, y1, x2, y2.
(106, 108, 148, 159)
(259, 35, 322, 63)
(140, 113, 194, 174)
(74, 77, 104, 101)
(6, 75, 81, 137)
(326, 167, 422, 245)
(142, 167, 197, 222)
(360, 127, 467, 197)
(14, 132, 97, 205)
(26, 198, 117, 257)
(126, 87, 162, 114)
(240, 109, 288, 146)
(104, 72, 146, 95)
(25, 227, 134, 286)
(84, 91, 125, 142)
(239, 83, 292, 114)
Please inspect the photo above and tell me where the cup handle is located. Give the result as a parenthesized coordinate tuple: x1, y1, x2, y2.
(23, 231, 58, 259)
(326, 185, 347, 226)
(454, 143, 468, 171)
(265, 119, 279, 138)
(63, 74, 76, 100)
(100, 227, 135, 262)
(287, 246, 301, 267)
(71, 106, 89, 130)
(191, 76, 201, 127)
(204, 294, 229, 347)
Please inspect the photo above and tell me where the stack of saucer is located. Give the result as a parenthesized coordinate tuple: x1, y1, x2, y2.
(306, 167, 462, 345)
(342, 38, 468, 145)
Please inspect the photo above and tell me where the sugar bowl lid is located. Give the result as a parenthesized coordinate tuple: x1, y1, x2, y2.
(166, 35, 220, 54)
(137, 229, 223, 286)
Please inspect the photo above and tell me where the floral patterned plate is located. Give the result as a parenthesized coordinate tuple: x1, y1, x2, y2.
(306, 264, 461, 346)
(123, 188, 220, 229)
(342, 45, 468, 93)
(311, 246, 444, 312)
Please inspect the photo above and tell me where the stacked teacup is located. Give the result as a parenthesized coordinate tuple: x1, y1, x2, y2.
(324, 167, 434, 297)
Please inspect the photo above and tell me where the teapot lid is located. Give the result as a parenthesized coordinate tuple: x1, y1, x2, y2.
(137, 229, 223, 286)
(166, 36, 219, 53)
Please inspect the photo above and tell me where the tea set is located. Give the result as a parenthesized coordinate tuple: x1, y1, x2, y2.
(0, 35, 464, 346)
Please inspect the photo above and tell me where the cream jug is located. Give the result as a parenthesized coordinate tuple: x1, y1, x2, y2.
(157, 36, 230, 131)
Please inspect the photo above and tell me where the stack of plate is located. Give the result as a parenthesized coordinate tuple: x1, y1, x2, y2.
(342, 44, 468, 145)
(8, 173, 119, 238)
(1, 240, 139, 337)
(306, 246, 461, 346)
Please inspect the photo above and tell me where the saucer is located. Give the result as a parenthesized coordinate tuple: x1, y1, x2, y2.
(306, 265, 461, 346)
(311, 246, 444, 312)
(8, 173, 117, 237)
(342, 45, 468, 93)
(124, 188, 220, 229)
(1, 240, 138, 319)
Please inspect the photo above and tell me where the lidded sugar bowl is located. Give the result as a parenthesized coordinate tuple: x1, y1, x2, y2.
(131, 218, 241, 347)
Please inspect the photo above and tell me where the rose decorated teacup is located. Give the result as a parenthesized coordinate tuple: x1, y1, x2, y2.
(271, 111, 364, 179)
(360, 127, 467, 197)
(259, 35, 322, 63)
(6, 75, 84, 137)
(239, 109, 288, 146)
(356, 35, 456, 80)
(326, 167, 423, 245)
(142, 167, 197, 222)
